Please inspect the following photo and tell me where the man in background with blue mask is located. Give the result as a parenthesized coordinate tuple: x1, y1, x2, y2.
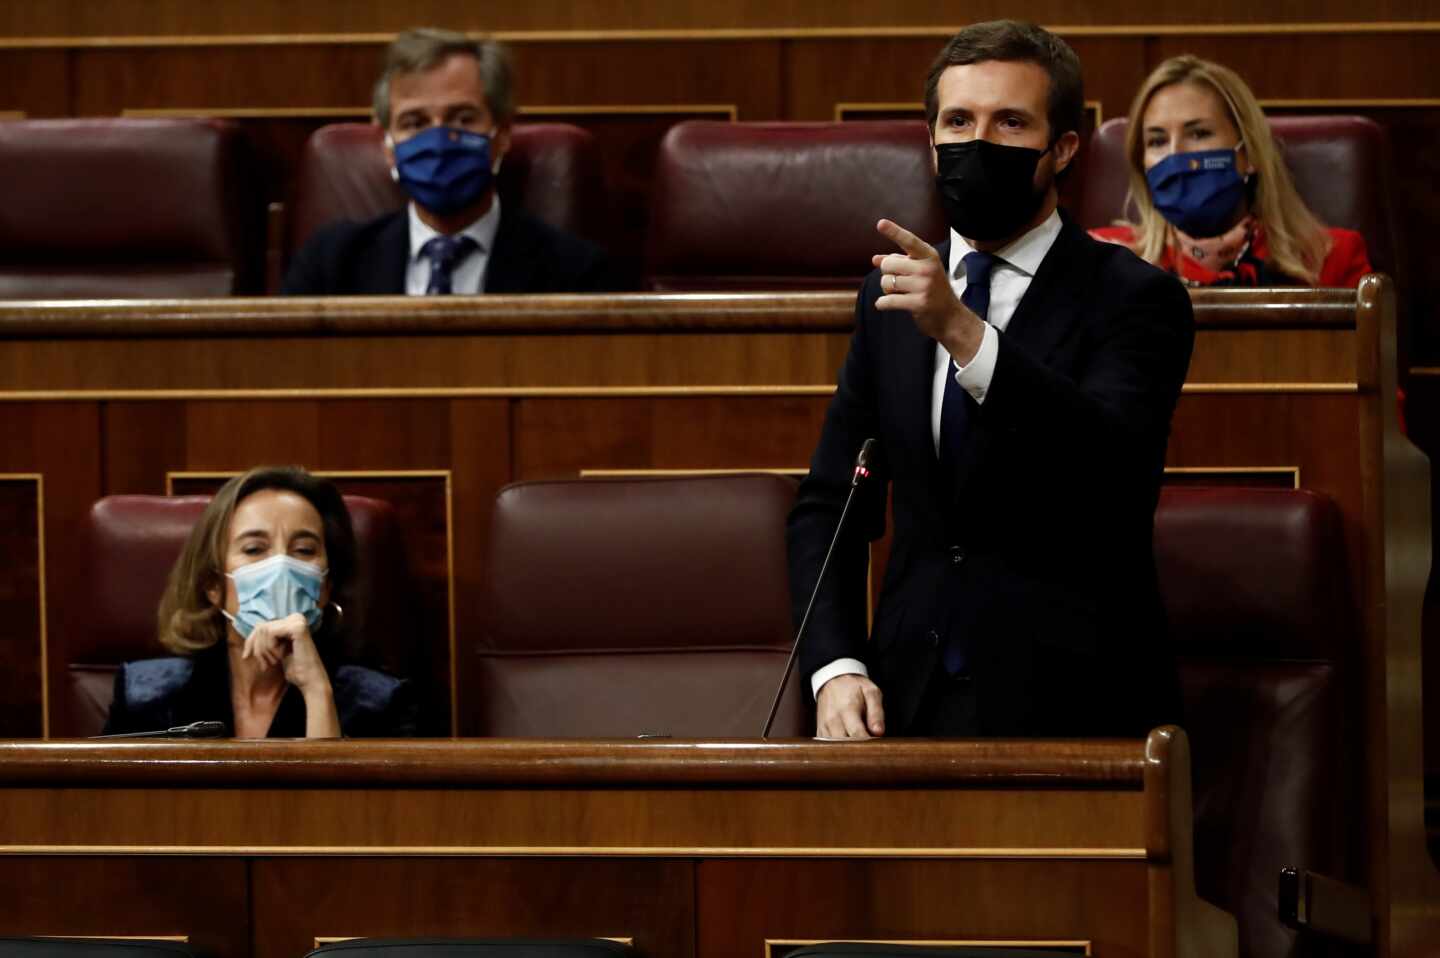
(284, 28, 609, 295)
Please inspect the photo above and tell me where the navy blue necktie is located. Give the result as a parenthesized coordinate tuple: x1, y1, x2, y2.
(938, 250, 999, 482)
(940, 250, 998, 677)
(422, 234, 477, 295)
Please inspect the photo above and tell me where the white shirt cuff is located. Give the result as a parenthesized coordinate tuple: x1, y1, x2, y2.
(811, 657, 870, 699)
(952, 322, 999, 404)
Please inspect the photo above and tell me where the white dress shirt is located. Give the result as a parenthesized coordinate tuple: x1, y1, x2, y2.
(404, 197, 502, 296)
(810, 209, 1065, 699)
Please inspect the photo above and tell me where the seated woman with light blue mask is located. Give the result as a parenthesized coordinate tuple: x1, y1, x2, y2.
(103, 466, 416, 739)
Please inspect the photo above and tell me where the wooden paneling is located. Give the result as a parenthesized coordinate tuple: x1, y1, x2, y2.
(0, 857, 250, 958)
(0, 477, 43, 739)
(1, 1, 1437, 37)
(253, 858, 694, 958)
(697, 859, 1139, 955)
(0, 404, 101, 739)
(0, 51, 69, 116)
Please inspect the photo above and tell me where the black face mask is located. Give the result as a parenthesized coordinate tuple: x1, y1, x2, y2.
(934, 139, 1051, 242)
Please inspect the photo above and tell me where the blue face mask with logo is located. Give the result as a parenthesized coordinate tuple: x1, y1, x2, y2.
(1144, 143, 1248, 238)
(220, 553, 326, 639)
(390, 125, 497, 216)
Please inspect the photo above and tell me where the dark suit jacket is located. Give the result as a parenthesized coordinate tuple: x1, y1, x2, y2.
(282, 206, 612, 295)
(102, 645, 418, 738)
(787, 215, 1195, 737)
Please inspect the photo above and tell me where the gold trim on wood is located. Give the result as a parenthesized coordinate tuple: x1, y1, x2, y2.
(0, 111, 25, 120)
(2, 22, 1440, 49)
(316, 938, 635, 948)
(122, 107, 369, 119)
(0, 382, 1359, 401)
(834, 99, 1103, 126)
(520, 103, 738, 120)
(41, 938, 188, 944)
(164, 469, 459, 736)
(578, 467, 807, 478)
(0, 844, 1149, 859)
(1163, 466, 1301, 488)
(1, 474, 47, 738)
(766, 940, 1091, 958)
(1260, 98, 1440, 109)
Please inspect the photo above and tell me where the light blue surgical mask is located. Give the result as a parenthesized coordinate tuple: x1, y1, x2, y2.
(220, 553, 326, 639)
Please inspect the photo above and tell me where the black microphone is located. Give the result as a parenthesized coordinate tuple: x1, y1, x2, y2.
(761, 438, 877, 739)
(93, 720, 228, 739)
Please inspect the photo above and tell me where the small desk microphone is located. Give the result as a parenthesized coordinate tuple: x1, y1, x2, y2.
(761, 438, 876, 739)
(94, 720, 227, 739)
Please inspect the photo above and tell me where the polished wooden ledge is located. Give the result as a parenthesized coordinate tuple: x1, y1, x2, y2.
(0, 737, 1151, 787)
(0, 287, 1361, 339)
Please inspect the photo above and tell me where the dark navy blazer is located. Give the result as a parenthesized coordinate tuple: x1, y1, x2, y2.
(103, 644, 418, 738)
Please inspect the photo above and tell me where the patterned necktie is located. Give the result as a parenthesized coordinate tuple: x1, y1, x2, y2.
(422, 234, 477, 295)
(938, 250, 999, 481)
(940, 250, 999, 678)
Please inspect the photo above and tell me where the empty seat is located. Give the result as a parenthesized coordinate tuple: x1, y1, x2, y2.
(645, 120, 945, 291)
(1155, 485, 1359, 958)
(1072, 114, 1399, 279)
(478, 474, 807, 737)
(65, 493, 421, 737)
(286, 122, 605, 258)
(0, 118, 263, 298)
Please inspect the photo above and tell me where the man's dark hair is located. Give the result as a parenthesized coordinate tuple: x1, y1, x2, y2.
(923, 20, 1084, 142)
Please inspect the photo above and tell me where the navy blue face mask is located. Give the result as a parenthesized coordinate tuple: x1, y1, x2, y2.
(390, 126, 498, 216)
(1144, 143, 1249, 238)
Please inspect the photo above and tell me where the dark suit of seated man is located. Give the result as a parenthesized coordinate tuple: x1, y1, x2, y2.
(283, 27, 609, 296)
(788, 20, 1195, 740)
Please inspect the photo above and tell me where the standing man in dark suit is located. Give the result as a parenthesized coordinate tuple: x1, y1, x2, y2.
(789, 20, 1194, 739)
(283, 28, 608, 295)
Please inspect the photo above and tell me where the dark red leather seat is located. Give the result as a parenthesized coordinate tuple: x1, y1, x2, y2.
(286, 122, 604, 258)
(644, 120, 945, 291)
(1155, 485, 1358, 958)
(0, 118, 262, 298)
(67, 494, 419, 737)
(1072, 115, 1399, 278)
(478, 474, 808, 737)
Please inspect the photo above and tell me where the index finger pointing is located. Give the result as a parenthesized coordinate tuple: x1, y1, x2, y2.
(877, 219, 937, 260)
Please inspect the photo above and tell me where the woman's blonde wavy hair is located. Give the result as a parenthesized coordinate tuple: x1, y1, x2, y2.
(1120, 55, 1331, 284)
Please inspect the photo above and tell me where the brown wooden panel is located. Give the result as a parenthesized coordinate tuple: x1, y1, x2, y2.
(1146, 35, 1440, 100)
(513, 396, 830, 479)
(0, 403, 102, 739)
(253, 857, 693, 958)
(0, 50, 69, 116)
(2, 1, 1437, 36)
(71, 44, 382, 116)
(0, 857, 249, 958)
(0, 478, 43, 739)
(697, 859, 1140, 956)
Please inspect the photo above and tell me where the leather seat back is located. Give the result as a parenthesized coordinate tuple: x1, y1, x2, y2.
(1155, 485, 1358, 958)
(645, 120, 945, 291)
(68, 494, 417, 737)
(0, 118, 262, 297)
(479, 474, 807, 737)
(287, 122, 604, 256)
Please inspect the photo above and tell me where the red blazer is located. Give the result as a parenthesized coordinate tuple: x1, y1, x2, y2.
(1089, 224, 1371, 287)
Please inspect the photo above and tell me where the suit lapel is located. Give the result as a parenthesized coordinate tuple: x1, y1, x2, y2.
(359, 212, 410, 295)
(485, 208, 542, 293)
(946, 219, 1092, 508)
(993, 218, 1092, 366)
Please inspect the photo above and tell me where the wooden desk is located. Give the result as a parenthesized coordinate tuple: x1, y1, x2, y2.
(0, 728, 1232, 958)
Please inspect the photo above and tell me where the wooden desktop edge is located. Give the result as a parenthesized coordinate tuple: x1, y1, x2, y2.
(0, 735, 1155, 786)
